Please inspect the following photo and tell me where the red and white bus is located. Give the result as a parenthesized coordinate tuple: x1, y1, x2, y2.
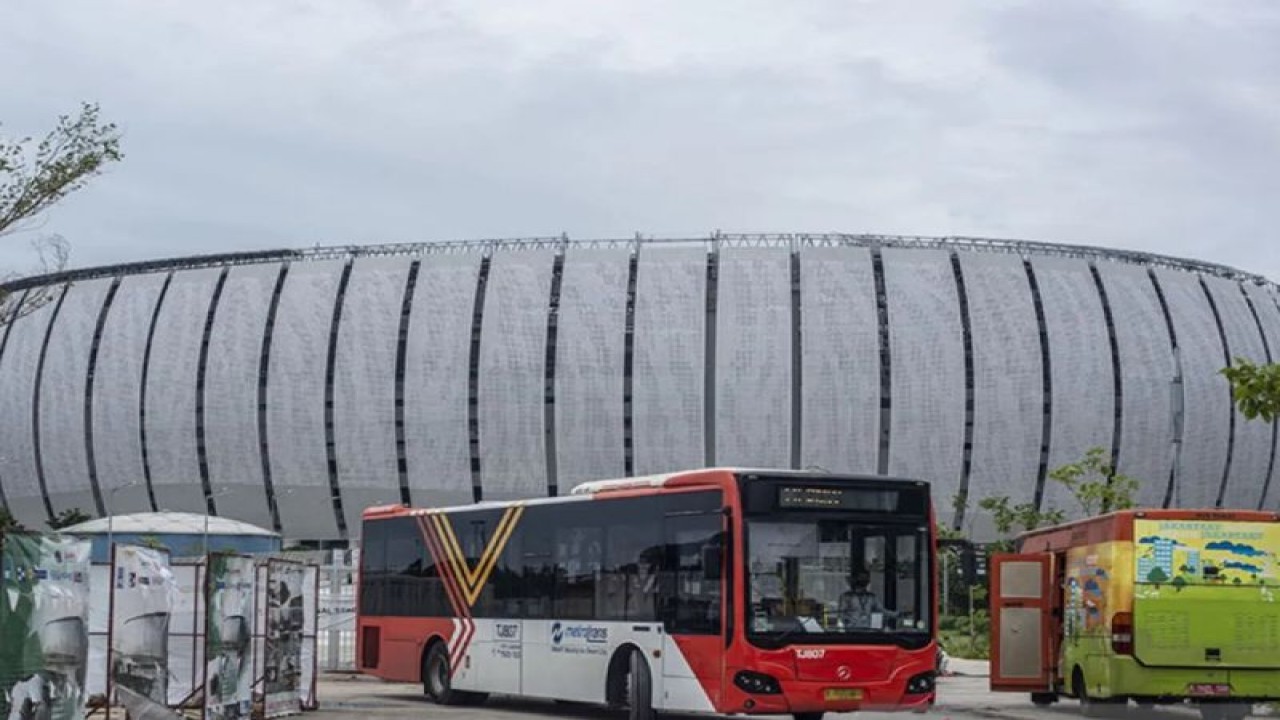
(356, 468, 938, 719)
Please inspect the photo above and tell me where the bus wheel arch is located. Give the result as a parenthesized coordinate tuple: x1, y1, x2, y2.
(606, 644, 654, 719)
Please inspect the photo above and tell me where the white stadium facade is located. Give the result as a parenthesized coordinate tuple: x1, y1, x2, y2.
(0, 234, 1278, 543)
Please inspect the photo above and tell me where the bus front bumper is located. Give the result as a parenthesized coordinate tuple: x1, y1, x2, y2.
(720, 674, 936, 714)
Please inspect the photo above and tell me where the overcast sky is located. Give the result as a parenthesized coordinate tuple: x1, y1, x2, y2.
(3, 0, 1278, 281)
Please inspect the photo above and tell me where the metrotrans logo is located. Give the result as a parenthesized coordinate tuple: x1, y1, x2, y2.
(551, 621, 608, 646)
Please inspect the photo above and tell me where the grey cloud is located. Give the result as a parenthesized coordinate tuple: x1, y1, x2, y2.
(0, 0, 1276, 281)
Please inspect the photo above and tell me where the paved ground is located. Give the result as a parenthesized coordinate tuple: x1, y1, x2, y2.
(310, 673, 1230, 720)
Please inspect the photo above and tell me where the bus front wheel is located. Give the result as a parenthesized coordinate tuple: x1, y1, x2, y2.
(622, 648, 654, 720)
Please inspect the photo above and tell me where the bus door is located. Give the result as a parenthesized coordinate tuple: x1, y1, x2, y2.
(989, 553, 1055, 693)
(659, 508, 728, 712)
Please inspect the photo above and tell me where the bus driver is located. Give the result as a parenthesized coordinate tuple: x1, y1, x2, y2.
(838, 572, 895, 629)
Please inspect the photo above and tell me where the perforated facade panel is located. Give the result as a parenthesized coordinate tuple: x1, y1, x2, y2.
(0, 238, 1273, 539)
(146, 269, 221, 515)
(882, 248, 965, 505)
(716, 248, 792, 469)
(477, 251, 553, 499)
(0, 295, 59, 522)
(1203, 277, 1270, 508)
(38, 279, 112, 516)
(402, 255, 478, 507)
(632, 248, 706, 475)
(959, 253, 1042, 531)
(1153, 268, 1231, 509)
(333, 257, 409, 532)
(1033, 258, 1114, 519)
(1094, 263, 1175, 507)
(554, 250, 629, 485)
(203, 264, 276, 530)
(91, 274, 167, 515)
(266, 260, 344, 540)
(798, 247, 879, 474)
(1243, 283, 1280, 510)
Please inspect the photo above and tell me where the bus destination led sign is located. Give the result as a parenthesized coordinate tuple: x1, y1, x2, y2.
(776, 486, 899, 511)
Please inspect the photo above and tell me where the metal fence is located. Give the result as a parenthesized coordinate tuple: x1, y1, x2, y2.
(313, 548, 358, 672)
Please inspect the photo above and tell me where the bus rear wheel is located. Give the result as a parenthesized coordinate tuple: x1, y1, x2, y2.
(423, 642, 488, 706)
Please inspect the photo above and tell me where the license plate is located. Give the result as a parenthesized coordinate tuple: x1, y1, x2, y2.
(1188, 684, 1231, 697)
(824, 688, 864, 702)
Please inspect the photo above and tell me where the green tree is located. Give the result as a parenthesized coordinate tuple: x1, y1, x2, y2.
(48, 507, 91, 530)
(1221, 358, 1280, 423)
(1, 103, 123, 237)
(1147, 566, 1168, 586)
(1172, 575, 1187, 593)
(0, 506, 24, 534)
(976, 447, 1137, 551)
(1048, 446, 1139, 515)
(1, 103, 121, 318)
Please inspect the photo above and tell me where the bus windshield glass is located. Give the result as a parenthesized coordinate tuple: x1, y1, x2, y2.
(746, 518, 930, 646)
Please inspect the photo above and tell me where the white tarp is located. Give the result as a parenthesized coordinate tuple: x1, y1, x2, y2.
(204, 555, 254, 720)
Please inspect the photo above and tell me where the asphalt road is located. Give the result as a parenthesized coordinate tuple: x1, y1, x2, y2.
(312, 673, 1227, 720)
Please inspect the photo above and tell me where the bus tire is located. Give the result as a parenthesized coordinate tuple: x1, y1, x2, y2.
(624, 647, 654, 720)
(793, 713, 825, 720)
(423, 642, 464, 706)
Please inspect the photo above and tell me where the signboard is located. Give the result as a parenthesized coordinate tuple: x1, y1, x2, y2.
(263, 561, 305, 718)
(1134, 519, 1279, 588)
(0, 534, 92, 720)
(204, 554, 255, 720)
(777, 486, 899, 512)
(108, 545, 176, 709)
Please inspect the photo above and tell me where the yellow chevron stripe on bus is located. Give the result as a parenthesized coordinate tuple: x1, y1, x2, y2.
(430, 505, 524, 607)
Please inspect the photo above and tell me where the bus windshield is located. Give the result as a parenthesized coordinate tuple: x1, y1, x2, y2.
(746, 517, 930, 647)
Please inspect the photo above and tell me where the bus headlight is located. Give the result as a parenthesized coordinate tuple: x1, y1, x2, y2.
(733, 670, 782, 695)
(906, 671, 936, 695)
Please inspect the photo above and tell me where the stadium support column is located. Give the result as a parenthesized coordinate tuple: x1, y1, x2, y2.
(31, 283, 71, 524)
(0, 290, 31, 513)
(84, 278, 123, 517)
(704, 241, 720, 468)
(1199, 277, 1235, 508)
(1023, 261, 1053, 513)
(1147, 269, 1183, 508)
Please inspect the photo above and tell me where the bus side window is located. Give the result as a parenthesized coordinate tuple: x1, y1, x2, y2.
(661, 513, 723, 635)
(521, 509, 555, 619)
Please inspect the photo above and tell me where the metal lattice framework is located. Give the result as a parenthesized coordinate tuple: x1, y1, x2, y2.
(3, 232, 1275, 292)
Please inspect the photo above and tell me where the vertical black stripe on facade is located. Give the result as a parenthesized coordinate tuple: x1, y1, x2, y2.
(84, 278, 122, 517)
(0, 290, 31, 512)
(195, 268, 230, 515)
(704, 248, 719, 467)
(467, 257, 492, 503)
(1089, 264, 1125, 504)
(790, 251, 803, 470)
(1023, 261, 1054, 512)
(1199, 277, 1235, 508)
(622, 250, 639, 477)
(324, 262, 354, 538)
(257, 265, 289, 533)
(871, 247, 892, 475)
(139, 274, 174, 512)
(949, 253, 975, 529)
(31, 284, 70, 523)
(1147, 269, 1182, 508)
(543, 253, 566, 496)
(393, 261, 421, 506)
(1239, 284, 1278, 510)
